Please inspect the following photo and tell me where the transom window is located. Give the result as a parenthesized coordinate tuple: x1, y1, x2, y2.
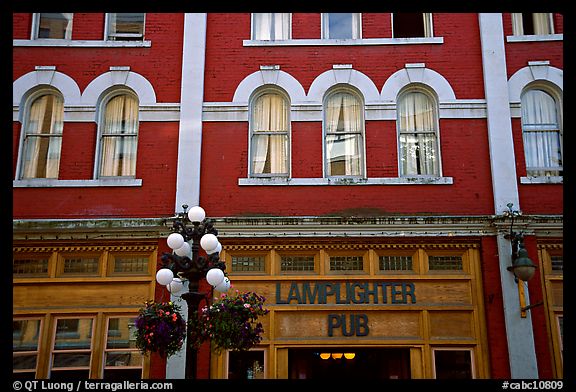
(98, 92, 139, 177)
(397, 89, 441, 176)
(252, 13, 290, 40)
(33, 13, 73, 39)
(250, 90, 290, 177)
(521, 88, 562, 177)
(20, 92, 64, 179)
(106, 13, 145, 41)
(322, 13, 361, 39)
(330, 256, 364, 271)
(324, 89, 365, 177)
(232, 256, 266, 273)
(512, 13, 554, 36)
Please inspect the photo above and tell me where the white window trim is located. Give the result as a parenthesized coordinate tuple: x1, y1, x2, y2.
(94, 88, 140, 180)
(238, 176, 454, 186)
(396, 86, 444, 178)
(13, 178, 143, 188)
(248, 87, 292, 179)
(391, 12, 434, 38)
(243, 37, 443, 47)
(14, 39, 151, 48)
(321, 13, 362, 40)
(322, 86, 367, 179)
(104, 13, 146, 42)
(15, 88, 65, 181)
(510, 13, 555, 36)
(506, 34, 563, 43)
(250, 13, 292, 41)
(31, 13, 73, 40)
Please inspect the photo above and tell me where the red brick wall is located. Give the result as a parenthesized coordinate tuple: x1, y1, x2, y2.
(199, 118, 494, 217)
(13, 122, 180, 218)
(13, 13, 184, 103)
(204, 13, 485, 102)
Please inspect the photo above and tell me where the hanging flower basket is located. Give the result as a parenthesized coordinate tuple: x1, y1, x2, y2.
(134, 300, 187, 359)
(188, 291, 269, 353)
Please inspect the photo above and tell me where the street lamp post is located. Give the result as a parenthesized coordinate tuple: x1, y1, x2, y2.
(155, 205, 230, 379)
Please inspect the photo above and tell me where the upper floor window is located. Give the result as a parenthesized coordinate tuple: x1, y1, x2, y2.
(521, 88, 563, 177)
(97, 92, 139, 177)
(33, 13, 73, 39)
(252, 13, 290, 40)
(393, 13, 433, 38)
(106, 13, 145, 41)
(19, 91, 64, 179)
(250, 90, 290, 177)
(397, 89, 441, 176)
(322, 13, 361, 39)
(324, 88, 365, 177)
(512, 13, 554, 35)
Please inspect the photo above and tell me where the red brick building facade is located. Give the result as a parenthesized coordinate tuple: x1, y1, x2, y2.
(13, 13, 562, 380)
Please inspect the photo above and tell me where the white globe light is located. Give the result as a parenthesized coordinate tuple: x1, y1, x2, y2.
(208, 242, 222, 255)
(156, 268, 174, 285)
(167, 233, 185, 250)
(214, 276, 231, 292)
(205, 268, 225, 287)
(188, 206, 206, 223)
(174, 242, 191, 257)
(200, 234, 219, 252)
(167, 278, 184, 294)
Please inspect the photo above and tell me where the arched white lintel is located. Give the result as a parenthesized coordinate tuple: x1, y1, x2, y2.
(232, 68, 307, 104)
(307, 66, 380, 103)
(508, 63, 563, 103)
(82, 69, 157, 106)
(381, 64, 456, 102)
(13, 68, 82, 107)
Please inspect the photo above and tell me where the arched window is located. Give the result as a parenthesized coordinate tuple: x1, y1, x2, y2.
(521, 88, 562, 176)
(20, 91, 64, 179)
(324, 89, 365, 177)
(250, 90, 290, 177)
(97, 91, 139, 177)
(397, 89, 441, 176)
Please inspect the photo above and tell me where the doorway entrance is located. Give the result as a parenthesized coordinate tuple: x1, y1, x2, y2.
(288, 348, 411, 379)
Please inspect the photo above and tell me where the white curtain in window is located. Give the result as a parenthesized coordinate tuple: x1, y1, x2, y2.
(533, 13, 553, 35)
(251, 93, 288, 175)
(100, 94, 139, 177)
(522, 89, 562, 176)
(423, 13, 433, 37)
(325, 92, 362, 176)
(253, 13, 289, 40)
(22, 94, 63, 179)
(398, 92, 439, 176)
(512, 13, 524, 35)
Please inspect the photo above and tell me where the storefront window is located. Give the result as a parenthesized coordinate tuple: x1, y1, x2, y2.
(227, 350, 265, 379)
(103, 316, 143, 380)
(13, 318, 42, 379)
(50, 317, 94, 379)
(433, 349, 473, 379)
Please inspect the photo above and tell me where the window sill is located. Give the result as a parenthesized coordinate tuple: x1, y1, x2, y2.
(13, 39, 152, 48)
(506, 34, 563, 43)
(243, 37, 443, 47)
(520, 176, 562, 184)
(239, 177, 453, 186)
(13, 178, 143, 188)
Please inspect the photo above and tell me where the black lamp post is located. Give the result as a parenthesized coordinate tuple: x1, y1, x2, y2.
(155, 205, 230, 379)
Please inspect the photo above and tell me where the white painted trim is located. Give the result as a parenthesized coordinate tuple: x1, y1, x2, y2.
(307, 67, 380, 103)
(508, 64, 563, 103)
(232, 69, 306, 104)
(13, 39, 152, 47)
(82, 70, 157, 106)
(13, 69, 82, 107)
(243, 37, 443, 46)
(174, 13, 207, 215)
(13, 178, 142, 187)
(381, 64, 456, 102)
(479, 13, 538, 379)
(238, 176, 453, 186)
(520, 176, 562, 184)
(506, 34, 563, 43)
